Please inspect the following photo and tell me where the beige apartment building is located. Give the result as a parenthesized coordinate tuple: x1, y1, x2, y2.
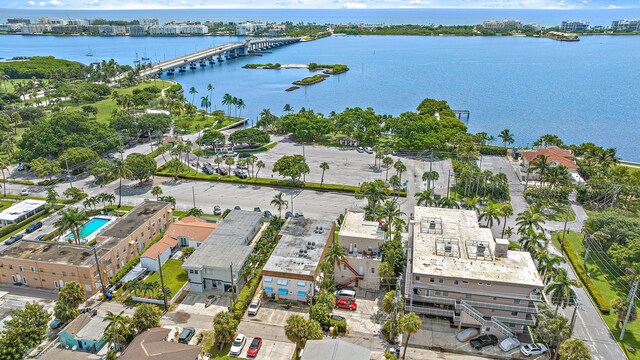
(406, 207, 544, 337)
(0, 201, 172, 296)
(335, 211, 386, 290)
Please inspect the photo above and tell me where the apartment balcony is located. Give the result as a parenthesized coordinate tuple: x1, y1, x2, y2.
(406, 304, 456, 318)
(409, 294, 456, 306)
(410, 283, 543, 302)
(493, 316, 536, 326)
(463, 300, 538, 314)
(346, 250, 382, 261)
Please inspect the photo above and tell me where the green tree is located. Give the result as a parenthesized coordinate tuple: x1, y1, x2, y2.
(378, 261, 395, 291)
(355, 179, 390, 207)
(45, 187, 59, 206)
(30, 157, 62, 180)
(63, 186, 87, 201)
(224, 156, 235, 175)
(422, 170, 439, 191)
(383, 156, 394, 181)
(103, 311, 134, 351)
(558, 338, 590, 360)
(319, 161, 329, 186)
(498, 129, 515, 148)
(380, 200, 405, 238)
(110, 158, 129, 208)
(394, 160, 407, 185)
(213, 311, 238, 348)
(284, 315, 323, 352)
(58, 282, 86, 308)
(255, 160, 265, 182)
(132, 304, 161, 333)
(188, 86, 198, 104)
(270, 192, 289, 219)
(151, 185, 163, 200)
(399, 312, 422, 360)
(53, 301, 79, 324)
(273, 154, 309, 183)
(324, 242, 346, 277)
(533, 134, 565, 148)
(500, 203, 514, 238)
(125, 154, 157, 184)
(415, 189, 435, 207)
(0, 302, 48, 360)
(516, 206, 546, 235)
(309, 303, 330, 325)
(55, 208, 88, 245)
(228, 128, 270, 146)
(81, 104, 98, 118)
(611, 297, 637, 329)
(283, 103, 293, 114)
(60, 147, 99, 170)
(187, 207, 204, 217)
(478, 203, 501, 228)
(545, 268, 579, 313)
(192, 148, 206, 174)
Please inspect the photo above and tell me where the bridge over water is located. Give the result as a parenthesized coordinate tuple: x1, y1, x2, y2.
(141, 37, 301, 77)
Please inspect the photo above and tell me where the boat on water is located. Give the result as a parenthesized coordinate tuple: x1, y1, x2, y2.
(85, 47, 93, 57)
(141, 49, 150, 61)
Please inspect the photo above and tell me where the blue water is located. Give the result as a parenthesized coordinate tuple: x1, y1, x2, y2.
(68, 217, 110, 240)
(2, 19, 640, 160)
(3, 8, 640, 27)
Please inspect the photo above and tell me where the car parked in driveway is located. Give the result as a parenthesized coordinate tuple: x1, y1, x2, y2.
(229, 334, 247, 357)
(356, 146, 364, 153)
(213, 205, 222, 215)
(247, 298, 261, 316)
(334, 289, 356, 300)
(520, 343, 548, 357)
(499, 337, 521, 352)
(364, 147, 373, 154)
(25, 221, 43, 233)
(238, 153, 251, 159)
(178, 327, 195, 344)
(470, 334, 498, 350)
(456, 327, 479, 342)
(335, 298, 357, 311)
(246, 337, 262, 358)
(222, 151, 237, 158)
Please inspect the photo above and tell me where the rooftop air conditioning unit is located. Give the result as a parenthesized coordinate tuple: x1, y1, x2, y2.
(429, 221, 436, 230)
(477, 244, 486, 255)
(311, 242, 316, 249)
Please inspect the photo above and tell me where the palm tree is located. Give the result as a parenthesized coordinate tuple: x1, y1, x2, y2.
(478, 203, 501, 228)
(207, 83, 214, 110)
(437, 197, 460, 209)
(500, 203, 514, 238)
(151, 186, 163, 200)
(380, 201, 405, 239)
(486, 135, 496, 145)
(461, 196, 481, 212)
(611, 297, 637, 329)
(188, 86, 198, 105)
(558, 338, 591, 360)
(503, 226, 514, 239)
(399, 312, 422, 360)
(132, 304, 161, 333)
(0, 70, 9, 92)
(270, 192, 289, 219)
(319, 162, 329, 186)
(236, 98, 246, 117)
(192, 148, 206, 174)
(200, 95, 210, 114)
(355, 180, 389, 207)
(516, 206, 546, 235)
(422, 171, 439, 191)
(394, 160, 407, 186)
(55, 208, 88, 245)
(103, 311, 133, 351)
(536, 251, 563, 284)
(0, 159, 8, 197)
(532, 154, 551, 187)
(283, 103, 293, 114)
(498, 129, 515, 148)
(255, 160, 265, 182)
(546, 268, 579, 314)
(382, 156, 394, 181)
(415, 189, 435, 207)
(225, 156, 235, 174)
(110, 158, 129, 208)
(222, 93, 233, 116)
(324, 242, 347, 274)
(519, 229, 547, 258)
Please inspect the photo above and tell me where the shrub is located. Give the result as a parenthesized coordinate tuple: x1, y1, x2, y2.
(562, 238, 610, 315)
(329, 319, 347, 334)
(37, 179, 62, 186)
(232, 273, 262, 321)
(478, 145, 508, 156)
(5, 179, 34, 185)
(0, 208, 48, 239)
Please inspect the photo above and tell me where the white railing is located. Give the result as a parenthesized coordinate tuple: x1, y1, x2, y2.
(406, 305, 455, 317)
(463, 299, 538, 313)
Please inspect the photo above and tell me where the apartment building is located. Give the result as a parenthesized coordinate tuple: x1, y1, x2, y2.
(560, 20, 589, 32)
(0, 201, 172, 296)
(180, 25, 208, 34)
(236, 22, 265, 35)
(128, 25, 147, 36)
(334, 211, 386, 290)
(482, 19, 522, 30)
(150, 25, 180, 35)
(261, 218, 334, 302)
(7, 18, 30, 24)
(612, 19, 640, 31)
(406, 207, 544, 337)
(95, 25, 126, 35)
(20, 24, 51, 34)
(183, 210, 262, 293)
(52, 25, 82, 34)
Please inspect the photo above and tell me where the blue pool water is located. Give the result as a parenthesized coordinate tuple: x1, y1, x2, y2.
(69, 217, 110, 240)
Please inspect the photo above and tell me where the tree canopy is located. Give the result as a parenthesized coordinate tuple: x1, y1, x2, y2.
(273, 154, 309, 182)
(228, 128, 270, 146)
(124, 154, 157, 183)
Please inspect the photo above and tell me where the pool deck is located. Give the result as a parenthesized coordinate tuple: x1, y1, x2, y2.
(63, 215, 117, 244)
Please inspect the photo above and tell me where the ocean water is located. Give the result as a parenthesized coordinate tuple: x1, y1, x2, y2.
(1, 12, 639, 160)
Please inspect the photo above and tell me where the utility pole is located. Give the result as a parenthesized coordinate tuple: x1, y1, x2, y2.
(583, 235, 591, 269)
(192, 186, 196, 208)
(64, 157, 74, 189)
(427, 150, 433, 191)
(620, 271, 639, 340)
(446, 169, 451, 198)
(157, 254, 168, 311)
(560, 197, 571, 250)
(569, 297, 582, 333)
(229, 263, 236, 304)
(92, 246, 107, 297)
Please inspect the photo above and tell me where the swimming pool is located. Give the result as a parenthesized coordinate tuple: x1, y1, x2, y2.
(68, 217, 110, 241)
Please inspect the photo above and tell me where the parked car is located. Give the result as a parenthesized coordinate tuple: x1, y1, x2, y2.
(470, 334, 499, 350)
(334, 289, 356, 300)
(246, 337, 262, 358)
(20, 187, 29, 196)
(25, 221, 43, 234)
(213, 205, 222, 215)
(364, 147, 373, 154)
(247, 298, 261, 316)
(263, 210, 272, 218)
(229, 334, 247, 357)
(356, 146, 364, 153)
(520, 343, 548, 357)
(5, 234, 23, 245)
(234, 205, 241, 210)
(16, 162, 24, 171)
(233, 169, 248, 179)
(330, 314, 346, 322)
(237, 163, 249, 170)
(239, 153, 251, 159)
(456, 327, 479, 342)
(499, 337, 521, 352)
(49, 319, 62, 329)
(335, 298, 357, 311)
(215, 167, 228, 176)
(253, 207, 261, 213)
(222, 151, 237, 158)
(34, 234, 46, 241)
(178, 327, 195, 344)
(203, 165, 214, 174)
(285, 211, 294, 218)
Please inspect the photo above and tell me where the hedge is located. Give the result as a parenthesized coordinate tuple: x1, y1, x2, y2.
(37, 179, 62, 186)
(1, 195, 76, 204)
(478, 145, 508, 156)
(0, 208, 49, 240)
(232, 272, 262, 321)
(109, 230, 167, 285)
(4, 179, 34, 185)
(562, 238, 611, 315)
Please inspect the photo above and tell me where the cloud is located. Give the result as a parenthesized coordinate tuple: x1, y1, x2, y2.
(343, 2, 367, 7)
(39, 1, 45, 5)
(27, 0, 36, 5)
(48, 0, 64, 5)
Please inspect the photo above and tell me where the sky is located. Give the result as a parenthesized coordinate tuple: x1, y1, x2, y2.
(4, 0, 640, 9)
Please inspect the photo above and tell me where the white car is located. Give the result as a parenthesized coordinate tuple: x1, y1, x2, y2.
(364, 147, 373, 154)
(520, 343, 548, 357)
(247, 298, 261, 316)
(499, 337, 521, 352)
(20, 187, 29, 196)
(229, 334, 247, 357)
(455, 327, 479, 342)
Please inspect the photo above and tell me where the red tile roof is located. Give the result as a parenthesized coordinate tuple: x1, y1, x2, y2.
(522, 146, 579, 169)
(141, 217, 216, 260)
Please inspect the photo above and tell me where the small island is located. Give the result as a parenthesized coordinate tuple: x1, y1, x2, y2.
(242, 63, 282, 69)
(293, 74, 329, 86)
(308, 63, 350, 74)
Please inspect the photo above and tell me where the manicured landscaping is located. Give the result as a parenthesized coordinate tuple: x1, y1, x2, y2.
(554, 231, 640, 360)
(143, 259, 188, 298)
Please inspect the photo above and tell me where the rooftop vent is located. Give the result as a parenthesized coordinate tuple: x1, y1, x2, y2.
(298, 248, 308, 257)
(429, 221, 436, 230)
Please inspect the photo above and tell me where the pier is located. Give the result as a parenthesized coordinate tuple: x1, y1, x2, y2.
(140, 37, 301, 77)
(453, 110, 470, 121)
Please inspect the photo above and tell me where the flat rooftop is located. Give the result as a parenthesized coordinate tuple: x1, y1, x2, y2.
(183, 210, 263, 269)
(99, 201, 169, 240)
(0, 200, 46, 222)
(0, 240, 95, 266)
(262, 218, 334, 277)
(338, 211, 385, 241)
(412, 207, 543, 288)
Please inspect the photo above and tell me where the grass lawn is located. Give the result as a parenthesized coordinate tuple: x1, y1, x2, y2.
(555, 231, 640, 359)
(541, 203, 576, 222)
(0, 79, 51, 94)
(144, 259, 188, 297)
(0, 200, 14, 211)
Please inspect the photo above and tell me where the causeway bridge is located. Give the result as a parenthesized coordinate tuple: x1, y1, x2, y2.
(141, 37, 301, 77)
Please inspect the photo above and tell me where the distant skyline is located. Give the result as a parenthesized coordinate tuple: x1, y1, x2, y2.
(4, 0, 640, 10)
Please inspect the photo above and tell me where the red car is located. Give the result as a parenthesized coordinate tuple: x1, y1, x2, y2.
(335, 298, 357, 311)
(247, 337, 262, 358)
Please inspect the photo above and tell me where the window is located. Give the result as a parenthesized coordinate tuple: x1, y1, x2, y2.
(84, 274, 88, 279)
(106, 259, 112, 266)
(415, 276, 420, 281)
(85, 285, 92, 292)
(277, 288, 288, 296)
(443, 292, 449, 296)
(514, 299, 521, 305)
(62, 271, 67, 277)
(343, 265, 347, 270)
(509, 323, 516, 328)
(52, 272, 56, 275)
(276, 279, 288, 286)
(297, 281, 306, 287)
(8, 265, 12, 270)
(263, 287, 273, 293)
(511, 311, 518, 316)
(438, 278, 444, 283)
(486, 283, 491, 286)
(71, 272, 75, 277)
(34, 278, 38, 281)
(454, 280, 459, 285)
(19, 266, 23, 272)
(41, 278, 45, 282)
(462, 281, 469, 284)
(464, 294, 472, 299)
(478, 282, 483, 285)
(434, 291, 441, 296)
(30, 267, 35, 272)
(371, 267, 375, 274)
(298, 290, 307, 297)
(429, 278, 435, 283)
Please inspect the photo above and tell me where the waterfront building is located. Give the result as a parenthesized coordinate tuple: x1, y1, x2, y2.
(183, 210, 263, 293)
(611, 19, 640, 31)
(334, 211, 386, 291)
(0, 201, 172, 295)
(261, 218, 334, 302)
(236, 22, 265, 35)
(150, 24, 180, 35)
(405, 207, 544, 336)
(520, 146, 581, 183)
(0, 200, 46, 227)
(128, 25, 147, 36)
(482, 19, 523, 30)
(179, 24, 209, 34)
(138, 18, 160, 27)
(36, 17, 66, 25)
(95, 25, 126, 35)
(52, 25, 82, 34)
(67, 19, 90, 26)
(560, 20, 589, 32)
(0, 24, 22, 32)
(20, 24, 51, 34)
(7, 18, 30, 24)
